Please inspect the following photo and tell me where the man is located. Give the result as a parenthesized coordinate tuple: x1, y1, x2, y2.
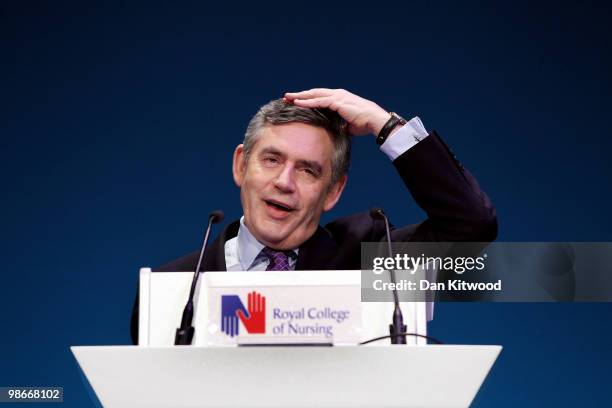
(130, 88, 497, 344)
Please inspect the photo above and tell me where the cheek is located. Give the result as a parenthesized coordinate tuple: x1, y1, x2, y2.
(242, 171, 268, 204)
(246, 164, 269, 187)
(302, 187, 328, 216)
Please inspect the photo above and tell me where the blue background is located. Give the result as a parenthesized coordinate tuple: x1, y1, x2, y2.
(2, 1, 611, 406)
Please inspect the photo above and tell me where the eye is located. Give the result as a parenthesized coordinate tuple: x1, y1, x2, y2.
(263, 156, 279, 165)
(300, 167, 317, 177)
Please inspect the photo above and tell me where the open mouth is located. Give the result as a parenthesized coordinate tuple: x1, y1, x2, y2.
(264, 199, 295, 213)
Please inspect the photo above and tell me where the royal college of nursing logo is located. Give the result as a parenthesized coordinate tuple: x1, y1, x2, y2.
(221, 291, 266, 337)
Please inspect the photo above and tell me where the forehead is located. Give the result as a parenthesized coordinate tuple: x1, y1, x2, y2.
(254, 123, 334, 165)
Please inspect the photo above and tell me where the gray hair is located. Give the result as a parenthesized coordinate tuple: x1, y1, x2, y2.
(243, 99, 351, 186)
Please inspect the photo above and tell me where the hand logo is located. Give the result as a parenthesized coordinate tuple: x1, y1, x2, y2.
(220, 291, 267, 337)
(236, 291, 266, 334)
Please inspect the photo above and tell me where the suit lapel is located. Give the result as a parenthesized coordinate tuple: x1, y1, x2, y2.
(295, 226, 339, 270)
(202, 220, 240, 272)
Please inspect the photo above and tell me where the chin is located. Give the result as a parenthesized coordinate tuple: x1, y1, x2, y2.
(252, 226, 288, 246)
(259, 231, 299, 250)
(263, 234, 292, 248)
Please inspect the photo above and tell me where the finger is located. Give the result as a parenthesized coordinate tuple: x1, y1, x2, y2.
(285, 88, 333, 100)
(255, 292, 260, 313)
(261, 296, 266, 313)
(292, 96, 337, 111)
(222, 316, 226, 332)
(248, 292, 253, 312)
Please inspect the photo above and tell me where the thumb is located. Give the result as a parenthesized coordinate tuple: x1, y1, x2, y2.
(236, 309, 249, 323)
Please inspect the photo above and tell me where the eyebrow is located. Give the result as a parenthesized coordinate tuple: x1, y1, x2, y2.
(259, 147, 323, 175)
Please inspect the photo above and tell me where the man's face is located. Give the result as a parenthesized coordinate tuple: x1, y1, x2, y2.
(232, 122, 347, 250)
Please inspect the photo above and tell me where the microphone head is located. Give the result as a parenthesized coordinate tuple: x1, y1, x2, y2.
(369, 207, 386, 220)
(209, 210, 225, 224)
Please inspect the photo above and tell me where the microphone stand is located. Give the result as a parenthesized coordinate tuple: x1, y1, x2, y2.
(174, 211, 224, 345)
(371, 208, 407, 344)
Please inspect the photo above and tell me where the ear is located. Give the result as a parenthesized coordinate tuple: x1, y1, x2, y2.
(232, 144, 246, 187)
(323, 175, 348, 212)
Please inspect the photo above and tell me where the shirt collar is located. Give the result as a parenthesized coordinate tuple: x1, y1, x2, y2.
(237, 216, 298, 270)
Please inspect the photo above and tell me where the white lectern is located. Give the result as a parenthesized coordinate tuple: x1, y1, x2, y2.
(71, 344, 501, 408)
(73, 269, 501, 406)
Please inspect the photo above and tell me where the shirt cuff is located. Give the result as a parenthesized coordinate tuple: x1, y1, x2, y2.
(379, 116, 429, 161)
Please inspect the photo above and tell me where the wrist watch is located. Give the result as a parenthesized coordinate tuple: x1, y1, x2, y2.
(376, 112, 407, 146)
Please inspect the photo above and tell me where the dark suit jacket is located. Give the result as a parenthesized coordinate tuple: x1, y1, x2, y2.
(130, 131, 497, 344)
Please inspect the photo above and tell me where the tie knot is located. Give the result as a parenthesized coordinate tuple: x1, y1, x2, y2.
(261, 247, 293, 271)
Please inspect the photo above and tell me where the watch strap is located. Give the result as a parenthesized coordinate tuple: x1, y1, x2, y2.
(376, 112, 407, 145)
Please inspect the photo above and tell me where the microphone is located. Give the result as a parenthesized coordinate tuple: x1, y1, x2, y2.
(369, 208, 407, 344)
(174, 210, 224, 345)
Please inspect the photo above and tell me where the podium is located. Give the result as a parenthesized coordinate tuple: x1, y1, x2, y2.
(71, 344, 501, 408)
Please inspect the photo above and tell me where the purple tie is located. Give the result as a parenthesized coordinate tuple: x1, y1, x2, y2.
(262, 247, 292, 271)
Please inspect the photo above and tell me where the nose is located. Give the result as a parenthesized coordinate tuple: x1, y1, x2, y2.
(273, 164, 296, 193)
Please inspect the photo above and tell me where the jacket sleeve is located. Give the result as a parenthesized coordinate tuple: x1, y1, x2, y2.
(389, 131, 497, 243)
